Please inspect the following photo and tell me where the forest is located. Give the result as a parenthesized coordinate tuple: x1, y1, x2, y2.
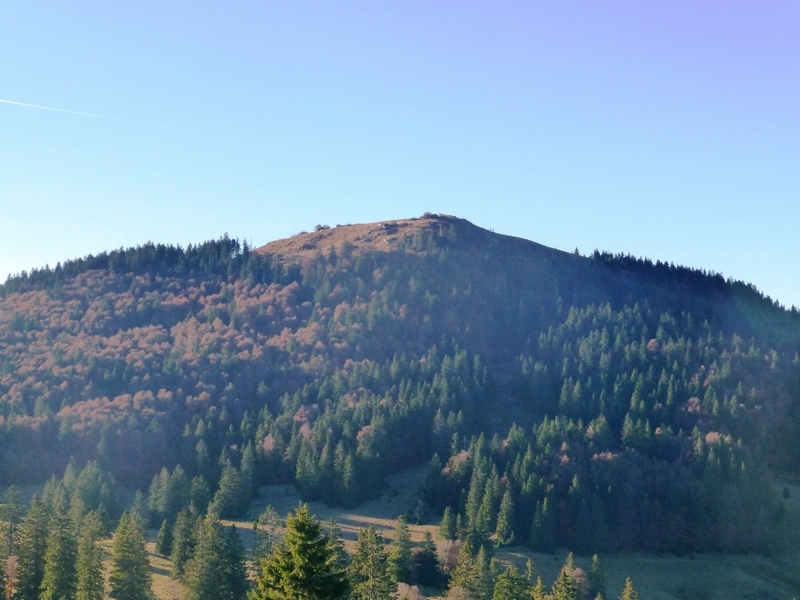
(0, 214, 799, 596)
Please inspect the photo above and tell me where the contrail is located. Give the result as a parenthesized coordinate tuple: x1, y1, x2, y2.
(0, 98, 189, 132)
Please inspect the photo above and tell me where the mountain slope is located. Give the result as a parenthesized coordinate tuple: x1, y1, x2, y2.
(1, 214, 798, 552)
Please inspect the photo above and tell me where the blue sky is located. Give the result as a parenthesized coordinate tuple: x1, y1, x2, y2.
(2, 2, 798, 307)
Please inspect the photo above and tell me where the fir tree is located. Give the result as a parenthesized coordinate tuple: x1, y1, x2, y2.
(155, 520, 173, 557)
(348, 526, 394, 600)
(13, 495, 49, 600)
(40, 507, 77, 600)
(76, 513, 105, 600)
(494, 488, 516, 547)
(588, 554, 606, 600)
(109, 512, 152, 600)
(618, 578, 639, 600)
(221, 525, 248, 600)
(492, 564, 531, 600)
(550, 554, 578, 600)
(252, 506, 282, 576)
(171, 507, 199, 580)
(412, 531, 441, 588)
(250, 505, 348, 600)
(439, 507, 456, 541)
(183, 514, 229, 600)
(0, 486, 24, 559)
(388, 515, 412, 584)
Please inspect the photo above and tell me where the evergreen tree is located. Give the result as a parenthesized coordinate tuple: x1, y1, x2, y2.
(252, 506, 282, 576)
(109, 512, 152, 600)
(189, 476, 211, 515)
(494, 488, 516, 547)
(388, 515, 412, 584)
(171, 507, 199, 580)
(529, 499, 555, 553)
(618, 578, 639, 600)
(221, 525, 248, 600)
(210, 463, 246, 519)
(439, 507, 456, 541)
(155, 520, 173, 557)
(492, 564, 531, 600)
(183, 514, 228, 600)
(588, 554, 606, 600)
(13, 495, 49, 600)
(412, 531, 441, 588)
(250, 505, 348, 600)
(40, 507, 77, 600)
(348, 526, 394, 600)
(0, 486, 24, 559)
(550, 554, 578, 600)
(76, 513, 105, 600)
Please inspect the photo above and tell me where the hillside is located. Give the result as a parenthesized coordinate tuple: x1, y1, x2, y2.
(1, 213, 799, 554)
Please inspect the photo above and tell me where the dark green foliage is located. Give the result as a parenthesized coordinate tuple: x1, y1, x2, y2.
(348, 526, 394, 600)
(494, 488, 516, 547)
(76, 513, 105, 600)
(0, 486, 24, 558)
(109, 512, 152, 600)
(387, 515, 412, 584)
(40, 507, 77, 600)
(13, 496, 49, 600)
(155, 520, 173, 557)
(171, 507, 200, 580)
(183, 516, 247, 600)
(250, 505, 348, 600)
(492, 565, 531, 600)
(412, 531, 441, 588)
(252, 506, 282, 576)
(588, 554, 606, 600)
(438, 506, 456, 541)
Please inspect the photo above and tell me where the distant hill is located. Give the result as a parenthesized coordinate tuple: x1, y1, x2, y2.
(1, 213, 799, 553)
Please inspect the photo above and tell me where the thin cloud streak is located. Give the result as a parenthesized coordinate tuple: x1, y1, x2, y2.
(0, 98, 273, 148)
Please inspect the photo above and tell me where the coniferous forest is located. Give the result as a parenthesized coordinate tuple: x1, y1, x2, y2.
(1, 214, 799, 598)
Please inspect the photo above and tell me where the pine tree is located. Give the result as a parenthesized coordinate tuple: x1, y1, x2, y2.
(40, 507, 77, 600)
(388, 515, 412, 584)
(250, 505, 348, 600)
(494, 488, 516, 547)
(109, 512, 152, 600)
(492, 564, 531, 600)
(588, 554, 606, 599)
(618, 578, 639, 600)
(348, 526, 394, 600)
(76, 513, 105, 600)
(412, 531, 441, 588)
(13, 495, 49, 600)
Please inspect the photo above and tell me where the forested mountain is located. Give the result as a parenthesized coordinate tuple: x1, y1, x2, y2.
(2, 213, 799, 553)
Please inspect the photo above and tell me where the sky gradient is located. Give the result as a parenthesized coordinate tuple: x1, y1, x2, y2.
(2, 2, 798, 307)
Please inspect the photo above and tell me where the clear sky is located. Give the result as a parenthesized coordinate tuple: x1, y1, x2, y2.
(2, 2, 798, 307)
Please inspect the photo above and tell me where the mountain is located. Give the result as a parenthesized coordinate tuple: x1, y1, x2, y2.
(1, 213, 799, 553)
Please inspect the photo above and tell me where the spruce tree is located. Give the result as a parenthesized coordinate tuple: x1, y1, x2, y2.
(252, 506, 281, 576)
(0, 486, 24, 559)
(494, 488, 516, 547)
(109, 512, 152, 600)
(550, 554, 578, 600)
(438, 506, 456, 541)
(348, 526, 394, 600)
(492, 565, 531, 600)
(221, 525, 248, 600)
(388, 515, 412, 584)
(588, 554, 606, 599)
(250, 505, 348, 600)
(13, 495, 49, 600)
(76, 513, 105, 600)
(412, 531, 440, 588)
(40, 507, 77, 600)
(183, 514, 226, 600)
(155, 520, 173, 557)
(171, 507, 199, 580)
(618, 578, 639, 600)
